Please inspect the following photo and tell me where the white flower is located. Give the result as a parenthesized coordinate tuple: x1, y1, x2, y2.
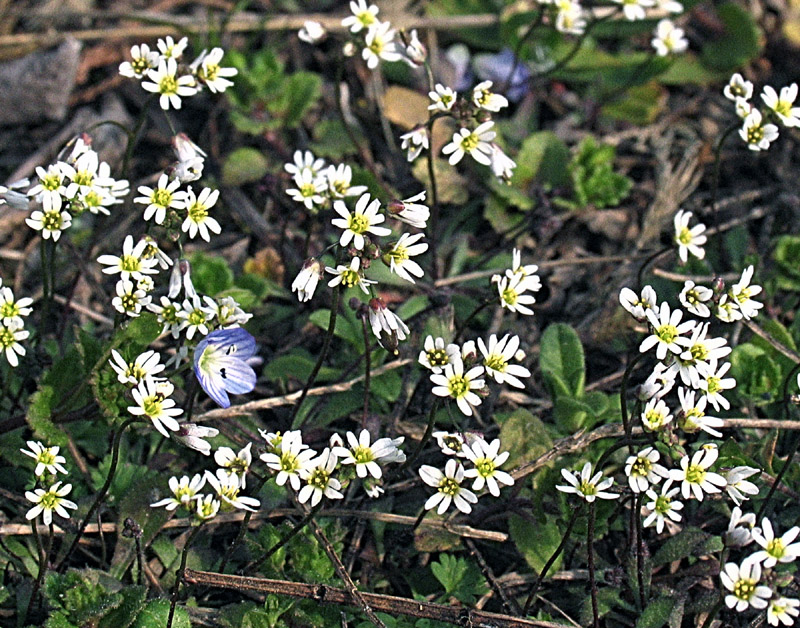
(386, 191, 429, 229)
(192, 47, 237, 93)
(286, 170, 327, 210)
(215, 443, 253, 487)
(148, 296, 183, 337)
(128, 378, 182, 438)
(419, 336, 460, 374)
(651, 19, 688, 56)
(195, 494, 221, 521)
(182, 186, 221, 241)
(298, 448, 343, 507)
(400, 126, 429, 162)
(725, 466, 759, 506)
(326, 256, 376, 293)
(400, 29, 426, 67)
(385, 233, 428, 283)
(698, 360, 736, 411)
(134, 173, 186, 225)
(177, 295, 214, 340)
(761, 83, 800, 127)
(292, 258, 324, 302)
(768, 597, 800, 626)
(331, 193, 391, 249)
(205, 469, 260, 512)
(489, 144, 517, 181)
(0, 287, 33, 328)
(625, 447, 669, 493)
(716, 294, 743, 323)
(142, 57, 198, 110)
(27, 164, 66, 205)
(614, 0, 655, 20)
(150, 474, 206, 510)
(557, 462, 619, 502)
(679, 280, 713, 317)
(472, 80, 508, 112)
(342, 0, 379, 33)
(26, 193, 72, 241)
(433, 431, 473, 457)
(0, 321, 29, 367)
(97, 235, 159, 281)
(669, 447, 727, 501)
(112, 279, 151, 317)
(677, 387, 723, 437)
(171, 134, 205, 183)
(638, 362, 678, 401)
(462, 438, 514, 496)
(205, 295, 251, 329)
(299, 20, 326, 43)
(25, 482, 77, 525)
(332, 430, 398, 479)
(362, 22, 401, 70)
(720, 560, 772, 611)
(109, 349, 165, 386)
(640, 301, 695, 360)
(119, 43, 159, 78)
(260, 430, 316, 491)
(724, 73, 754, 101)
(20, 441, 68, 477)
(326, 164, 367, 199)
(430, 360, 485, 417)
(655, 0, 683, 12)
(478, 334, 530, 389)
(640, 397, 673, 431)
(419, 459, 478, 514)
(367, 297, 409, 352)
(620, 285, 657, 321)
(555, 0, 586, 34)
(751, 519, 800, 568)
(497, 272, 538, 315)
(442, 121, 496, 166)
(725, 507, 757, 547)
(728, 265, 763, 320)
(673, 209, 707, 263)
(173, 423, 219, 455)
(157, 36, 188, 60)
(676, 322, 731, 387)
(428, 84, 457, 112)
(740, 108, 780, 151)
(643, 484, 683, 533)
(285, 150, 325, 179)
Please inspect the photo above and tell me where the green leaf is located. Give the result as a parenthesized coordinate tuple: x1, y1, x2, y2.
(539, 323, 585, 399)
(264, 350, 340, 385)
(651, 527, 717, 566)
(602, 82, 665, 126)
(222, 147, 269, 186)
(562, 137, 633, 210)
(274, 72, 322, 128)
(98, 586, 148, 628)
(636, 597, 675, 628)
(311, 119, 359, 160)
(119, 313, 162, 348)
(430, 554, 488, 604)
(701, 2, 761, 71)
(131, 599, 190, 628)
(553, 396, 593, 432)
(190, 251, 235, 295)
(509, 513, 563, 574)
(26, 385, 66, 446)
(729, 344, 781, 405)
(511, 131, 570, 189)
(497, 408, 553, 469)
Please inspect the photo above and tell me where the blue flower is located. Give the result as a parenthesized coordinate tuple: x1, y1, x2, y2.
(193, 328, 257, 408)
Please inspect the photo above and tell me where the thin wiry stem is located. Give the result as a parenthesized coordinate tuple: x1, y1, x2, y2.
(587, 502, 599, 628)
(166, 524, 203, 628)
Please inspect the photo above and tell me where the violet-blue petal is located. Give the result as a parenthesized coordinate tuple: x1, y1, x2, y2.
(216, 356, 257, 395)
(196, 364, 231, 408)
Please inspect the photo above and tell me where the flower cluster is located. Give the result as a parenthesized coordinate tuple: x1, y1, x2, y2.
(260, 428, 406, 503)
(493, 248, 542, 315)
(719, 508, 800, 625)
(420, 435, 514, 514)
(21, 440, 77, 526)
(724, 73, 797, 151)
(25, 135, 129, 241)
(119, 36, 237, 110)
(151, 442, 261, 522)
(0, 277, 32, 367)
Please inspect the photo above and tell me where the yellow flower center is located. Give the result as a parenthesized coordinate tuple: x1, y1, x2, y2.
(474, 457, 495, 478)
(426, 348, 449, 367)
(485, 354, 507, 373)
(631, 457, 652, 477)
(447, 374, 470, 399)
(655, 324, 678, 345)
(188, 201, 208, 223)
(152, 188, 173, 207)
(42, 209, 64, 231)
(733, 578, 756, 601)
(159, 74, 179, 96)
(685, 463, 706, 485)
(348, 213, 370, 235)
(438, 476, 460, 497)
(460, 132, 480, 153)
(766, 538, 786, 559)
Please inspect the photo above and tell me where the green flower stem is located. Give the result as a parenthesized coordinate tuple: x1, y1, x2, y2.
(620, 352, 646, 450)
(361, 313, 372, 426)
(757, 361, 800, 520)
(57, 416, 138, 571)
(709, 121, 742, 261)
(23, 519, 49, 624)
(522, 503, 583, 614)
(636, 245, 672, 290)
(399, 399, 440, 473)
(634, 493, 647, 610)
(122, 93, 156, 180)
(218, 474, 270, 574)
(455, 299, 492, 343)
(499, 9, 544, 93)
(166, 523, 203, 628)
(538, 9, 619, 80)
(425, 115, 441, 280)
(587, 501, 599, 628)
(294, 283, 342, 427)
(242, 502, 323, 576)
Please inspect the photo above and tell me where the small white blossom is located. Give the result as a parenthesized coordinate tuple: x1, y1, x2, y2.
(679, 280, 713, 318)
(640, 302, 695, 360)
(260, 430, 316, 491)
(643, 484, 683, 533)
(673, 209, 707, 263)
(740, 108, 779, 151)
(25, 482, 77, 525)
(215, 443, 253, 487)
(419, 459, 478, 514)
(142, 57, 198, 110)
(442, 121, 496, 166)
(725, 507, 757, 547)
(399, 126, 429, 162)
(430, 360, 485, 417)
(478, 334, 530, 389)
(419, 336, 460, 374)
(720, 560, 772, 611)
(292, 259, 324, 303)
(362, 22, 401, 70)
(557, 462, 619, 502)
(669, 447, 727, 501)
(331, 193, 391, 250)
(97, 235, 159, 282)
(768, 597, 800, 626)
(205, 469, 260, 512)
(614, 0, 654, 20)
(625, 447, 669, 493)
(751, 519, 800, 568)
(298, 448, 343, 507)
(150, 474, 206, 510)
(112, 279, 151, 317)
(428, 84, 457, 112)
(677, 387, 723, 437)
(299, 20, 326, 43)
(725, 466, 759, 506)
(326, 257, 376, 294)
(385, 233, 428, 283)
(134, 173, 186, 225)
(20, 441, 68, 477)
(462, 438, 514, 496)
(386, 191, 429, 229)
(26, 194, 72, 241)
(728, 265, 763, 320)
(0, 321, 29, 367)
(109, 349, 165, 386)
(698, 360, 736, 411)
(641, 397, 673, 431)
(725, 73, 754, 101)
(761, 83, 800, 127)
(619, 285, 657, 320)
(472, 80, 508, 112)
(651, 19, 688, 56)
(128, 378, 182, 438)
(119, 43, 159, 78)
(342, 0, 379, 33)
